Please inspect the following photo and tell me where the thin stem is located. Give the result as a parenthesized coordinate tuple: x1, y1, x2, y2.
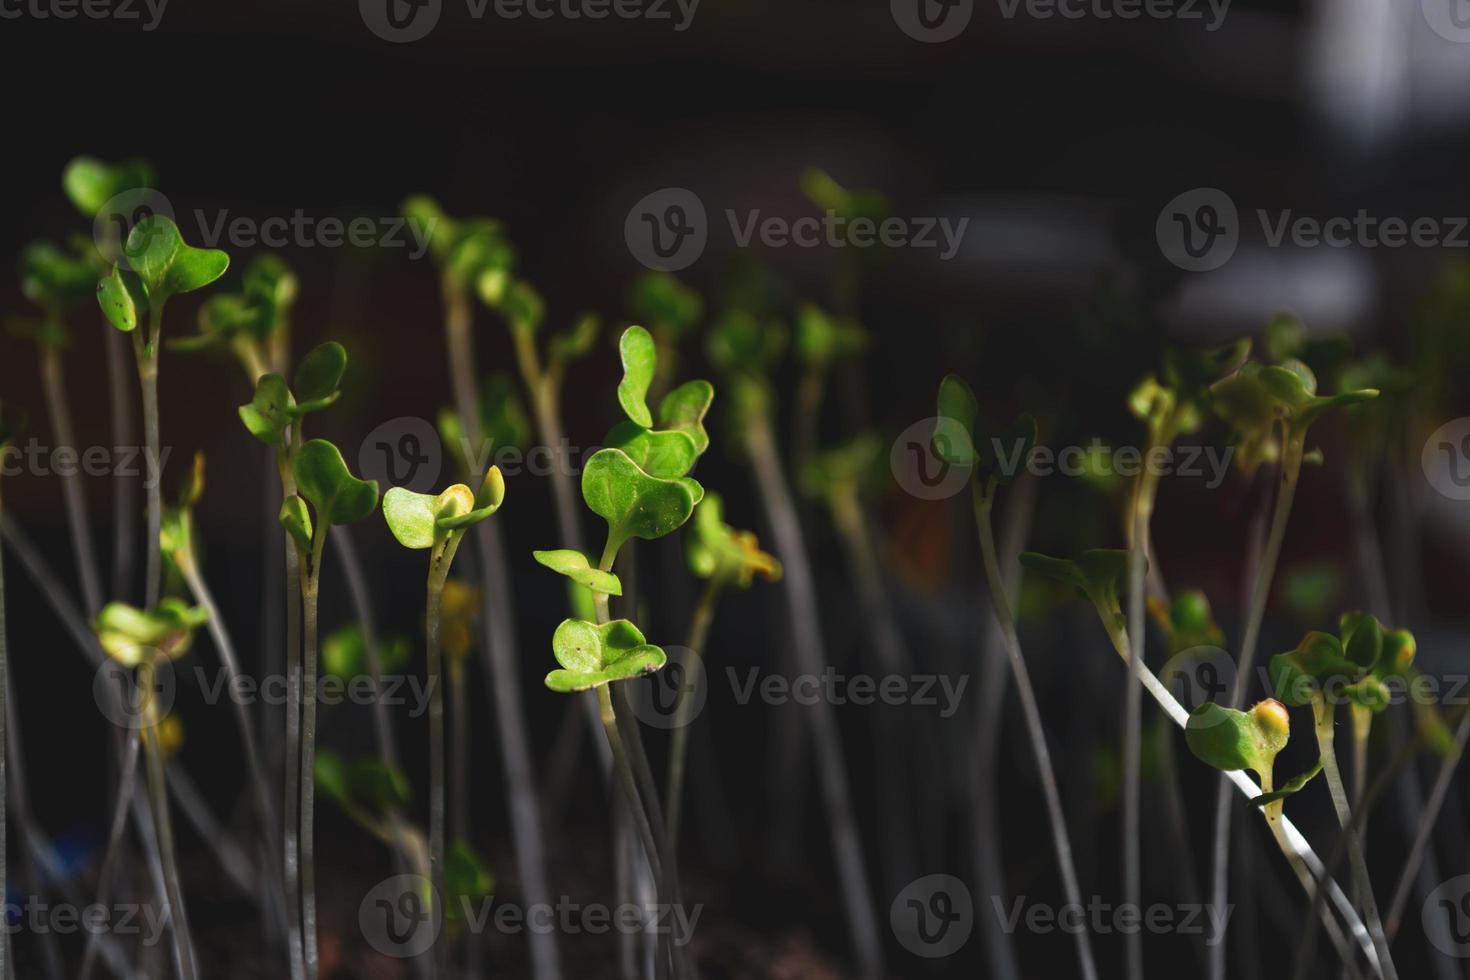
(445, 283, 560, 980)
(1312, 696, 1398, 980)
(597, 686, 663, 884)
(746, 407, 883, 980)
(104, 323, 136, 600)
(1209, 433, 1303, 980)
(40, 345, 103, 615)
(282, 476, 306, 980)
(975, 481, 1099, 980)
(1123, 461, 1161, 980)
(426, 541, 460, 978)
(141, 659, 197, 980)
(301, 527, 328, 980)
(78, 731, 141, 980)
(1259, 769, 1367, 980)
(666, 578, 720, 848)
(134, 316, 163, 610)
(1386, 706, 1470, 937)
(177, 551, 285, 941)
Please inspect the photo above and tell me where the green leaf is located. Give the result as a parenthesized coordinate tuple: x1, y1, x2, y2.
(279, 495, 314, 555)
(605, 421, 700, 480)
(62, 156, 153, 216)
(93, 599, 207, 665)
(121, 216, 229, 301)
(97, 266, 146, 333)
(437, 468, 506, 529)
(295, 439, 380, 526)
(1344, 676, 1392, 712)
(1184, 699, 1291, 779)
(801, 435, 882, 499)
(794, 303, 867, 368)
(323, 626, 411, 679)
(658, 380, 714, 456)
(1269, 631, 1359, 707)
(238, 374, 295, 447)
(1020, 549, 1132, 615)
(292, 341, 347, 410)
(581, 448, 701, 555)
(1377, 629, 1416, 680)
(532, 550, 623, 596)
(544, 618, 667, 692)
(616, 326, 657, 427)
(934, 374, 979, 466)
(382, 487, 439, 550)
(707, 309, 787, 377)
(445, 842, 495, 912)
(1338, 611, 1382, 670)
(1251, 759, 1324, 808)
(1163, 338, 1252, 394)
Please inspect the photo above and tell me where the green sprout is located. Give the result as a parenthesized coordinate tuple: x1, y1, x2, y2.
(626, 271, 702, 397)
(281, 438, 379, 980)
(382, 466, 504, 967)
(92, 597, 208, 980)
(170, 255, 299, 379)
(96, 215, 229, 612)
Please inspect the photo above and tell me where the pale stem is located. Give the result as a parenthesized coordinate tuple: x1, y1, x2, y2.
(40, 345, 103, 615)
(665, 578, 720, 848)
(140, 658, 197, 980)
(134, 312, 163, 610)
(301, 527, 328, 980)
(976, 480, 1098, 980)
(1386, 707, 1470, 937)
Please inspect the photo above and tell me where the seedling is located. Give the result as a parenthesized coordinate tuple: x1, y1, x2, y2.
(278, 438, 378, 980)
(92, 598, 209, 980)
(171, 255, 299, 380)
(626, 271, 702, 398)
(532, 325, 711, 979)
(96, 215, 229, 611)
(407, 197, 560, 980)
(382, 466, 504, 972)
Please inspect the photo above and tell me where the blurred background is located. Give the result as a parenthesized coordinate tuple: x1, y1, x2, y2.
(4, 0, 1470, 976)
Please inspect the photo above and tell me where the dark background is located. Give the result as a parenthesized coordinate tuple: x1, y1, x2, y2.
(4, 0, 1470, 976)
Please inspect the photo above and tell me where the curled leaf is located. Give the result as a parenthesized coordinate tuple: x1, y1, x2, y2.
(295, 439, 380, 526)
(532, 550, 623, 596)
(544, 618, 667, 692)
(616, 325, 657, 427)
